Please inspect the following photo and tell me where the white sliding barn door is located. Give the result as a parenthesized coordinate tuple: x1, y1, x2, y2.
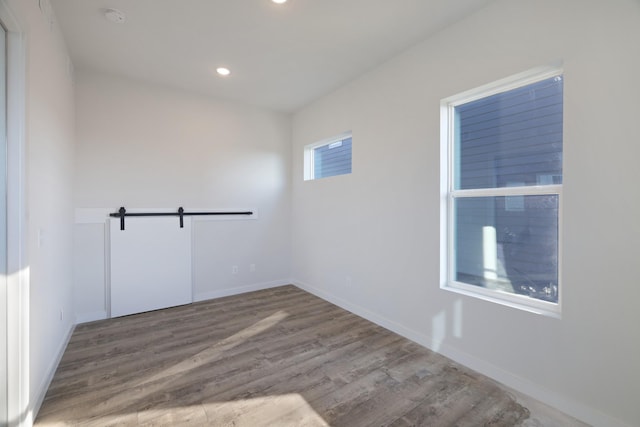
(110, 216, 192, 317)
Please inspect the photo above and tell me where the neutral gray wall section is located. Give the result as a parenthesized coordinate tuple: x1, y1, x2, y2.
(291, 1, 640, 426)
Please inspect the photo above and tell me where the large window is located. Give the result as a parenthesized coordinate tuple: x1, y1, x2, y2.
(304, 132, 352, 180)
(440, 67, 563, 316)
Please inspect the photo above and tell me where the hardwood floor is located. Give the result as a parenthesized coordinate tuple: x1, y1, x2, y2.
(35, 285, 576, 426)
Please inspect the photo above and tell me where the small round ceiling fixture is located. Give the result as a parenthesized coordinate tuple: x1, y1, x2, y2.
(216, 67, 231, 76)
(272, 0, 287, 4)
(104, 8, 126, 24)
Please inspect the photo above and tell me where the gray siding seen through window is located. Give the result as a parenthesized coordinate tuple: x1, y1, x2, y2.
(452, 75, 563, 303)
(314, 137, 352, 179)
(456, 76, 563, 190)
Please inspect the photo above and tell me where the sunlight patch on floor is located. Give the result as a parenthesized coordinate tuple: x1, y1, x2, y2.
(139, 309, 289, 386)
(200, 393, 329, 427)
(36, 310, 291, 425)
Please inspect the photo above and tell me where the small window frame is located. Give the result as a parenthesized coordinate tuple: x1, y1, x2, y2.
(440, 66, 564, 318)
(304, 131, 352, 181)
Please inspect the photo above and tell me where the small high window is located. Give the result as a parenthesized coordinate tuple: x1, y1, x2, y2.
(304, 132, 352, 180)
(440, 67, 563, 316)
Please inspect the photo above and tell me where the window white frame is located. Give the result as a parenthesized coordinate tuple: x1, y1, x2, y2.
(0, 2, 29, 424)
(304, 131, 352, 181)
(439, 66, 563, 318)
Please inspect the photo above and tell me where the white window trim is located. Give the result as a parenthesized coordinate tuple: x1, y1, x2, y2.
(0, 2, 30, 424)
(439, 66, 563, 318)
(304, 131, 352, 181)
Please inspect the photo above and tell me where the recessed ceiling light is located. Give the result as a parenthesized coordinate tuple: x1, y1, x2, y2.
(216, 67, 231, 76)
(104, 8, 126, 24)
(272, 0, 287, 4)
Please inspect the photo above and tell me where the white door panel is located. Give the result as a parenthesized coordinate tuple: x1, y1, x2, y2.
(110, 216, 192, 317)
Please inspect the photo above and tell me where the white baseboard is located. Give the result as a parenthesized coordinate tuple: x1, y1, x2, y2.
(31, 322, 75, 422)
(75, 310, 108, 324)
(75, 282, 290, 324)
(292, 279, 630, 427)
(194, 280, 290, 302)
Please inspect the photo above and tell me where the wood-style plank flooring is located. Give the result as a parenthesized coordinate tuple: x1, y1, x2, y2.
(35, 285, 578, 426)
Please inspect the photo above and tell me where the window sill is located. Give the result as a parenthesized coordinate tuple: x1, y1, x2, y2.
(441, 281, 561, 319)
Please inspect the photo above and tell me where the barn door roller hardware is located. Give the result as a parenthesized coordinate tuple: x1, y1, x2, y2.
(109, 207, 253, 230)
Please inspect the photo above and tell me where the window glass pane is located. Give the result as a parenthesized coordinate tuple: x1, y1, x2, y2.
(314, 137, 352, 179)
(455, 76, 563, 190)
(454, 195, 559, 303)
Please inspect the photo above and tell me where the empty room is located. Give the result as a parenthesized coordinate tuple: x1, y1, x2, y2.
(0, 0, 639, 426)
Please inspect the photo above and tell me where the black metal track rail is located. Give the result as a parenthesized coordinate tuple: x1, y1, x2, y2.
(109, 207, 253, 230)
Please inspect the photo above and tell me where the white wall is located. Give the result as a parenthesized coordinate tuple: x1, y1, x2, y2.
(291, 1, 640, 426)
(4, 0, 77, 421)
(73, 70, 291, 322)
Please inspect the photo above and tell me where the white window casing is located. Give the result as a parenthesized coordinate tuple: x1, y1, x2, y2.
(440, 66, 563, 318)
(304, 131, 352, 181)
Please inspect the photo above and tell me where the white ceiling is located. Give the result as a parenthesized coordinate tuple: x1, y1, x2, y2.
(52, 0, 491, 112)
